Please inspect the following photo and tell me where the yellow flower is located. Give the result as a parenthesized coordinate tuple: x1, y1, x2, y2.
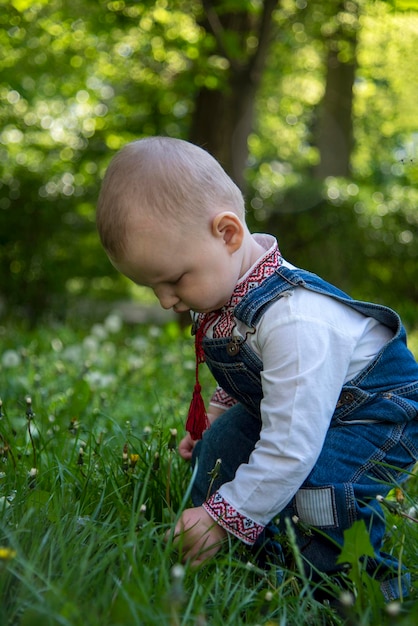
(129, 454, 139, 469)
(0, 547, 16, 560)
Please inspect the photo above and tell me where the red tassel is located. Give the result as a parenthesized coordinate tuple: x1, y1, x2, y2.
(186, 382, 209, 440)
(186, 312, 218, 440)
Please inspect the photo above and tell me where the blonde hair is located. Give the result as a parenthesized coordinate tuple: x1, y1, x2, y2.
(96, 136, 245, 260)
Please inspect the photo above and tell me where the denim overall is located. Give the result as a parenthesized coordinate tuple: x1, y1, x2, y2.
(192, 266, 418, 601)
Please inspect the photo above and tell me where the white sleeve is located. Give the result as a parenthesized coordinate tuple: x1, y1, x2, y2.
(217, 290, 360, 526)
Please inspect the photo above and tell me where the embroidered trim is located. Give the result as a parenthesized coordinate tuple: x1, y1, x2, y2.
(210, 386, 238, 409)
(203, 492, 264, 545)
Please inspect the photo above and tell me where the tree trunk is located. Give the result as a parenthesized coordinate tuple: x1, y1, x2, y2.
(313, 2, 359, 179)
(189, 0, 278, 189)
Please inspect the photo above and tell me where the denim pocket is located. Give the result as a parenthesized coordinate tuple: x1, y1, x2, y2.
(334, 384, 418, 425)
(206, 358, 262, 415)
(204, 340, 263, 415)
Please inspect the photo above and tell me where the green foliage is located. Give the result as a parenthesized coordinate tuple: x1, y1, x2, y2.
(0, 0, 417, 323)
(0, 0, 207, 321)
(249, 174, 418, 326)
(247, 1, 418, 323)
(337, 520, 384, 620)
(1, 318, 417, 624)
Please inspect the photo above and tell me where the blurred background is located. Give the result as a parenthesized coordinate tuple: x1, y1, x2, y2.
(1, 0, 417, 328)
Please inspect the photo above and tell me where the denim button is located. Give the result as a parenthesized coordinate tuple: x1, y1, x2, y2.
(227, 339, 241, 356)
(337, 391, 354, 407)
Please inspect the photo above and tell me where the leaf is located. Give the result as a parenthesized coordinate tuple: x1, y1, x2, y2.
(337, 519, 375, 566)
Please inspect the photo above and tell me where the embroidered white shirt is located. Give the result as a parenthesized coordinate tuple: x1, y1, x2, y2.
(202, 234, 393, 543)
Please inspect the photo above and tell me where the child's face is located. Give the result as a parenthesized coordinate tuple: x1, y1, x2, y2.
(113, 215, 244, 314)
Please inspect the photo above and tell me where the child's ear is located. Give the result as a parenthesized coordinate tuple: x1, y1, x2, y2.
(211, 212, 244, 252)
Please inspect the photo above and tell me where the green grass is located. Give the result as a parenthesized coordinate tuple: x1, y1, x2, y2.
(1, 317, 418, 625)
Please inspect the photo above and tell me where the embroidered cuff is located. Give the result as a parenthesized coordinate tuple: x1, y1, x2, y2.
(210, 386, 238, 410)
(203, 491, 264, 545)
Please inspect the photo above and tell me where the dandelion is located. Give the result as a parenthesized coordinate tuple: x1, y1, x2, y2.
(127, 355, 144, 370)
(386, 601, 402, 617)
(104, 313, 122, 334)
(68, 418, 79, 435)
(169, 563, 186, 610)
(51, 338, 63, 352)
(143, 426, 152, 440)
(152, 452, 160, 471)
(0, 547, 16, 560)
(0, 496, 10, 509)
(136, 504, 147, 531)
(25, 396, 34, 418)
(129, 454, 139, 470)
(84, 370, 116, 390)
(122, 443, 129, 472)
(130, 336, 149, 352)
(1, 350, 21, 368)
(377, 494, 418, 523)
(83, 336, 100, 353)
(91, 323, 107, 340)
(26, 398, 37, 467)
(407, 506, 417, 520)
(291, 514, 313, 536)
(28, 467, 38, 489)
(339, 590, 355, 607)
(168, 428, 177, 451)
(62, 344, 82, 362)
(77, 447, 84, 466)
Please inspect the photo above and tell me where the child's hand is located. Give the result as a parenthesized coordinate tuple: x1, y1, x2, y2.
(168, 506, 227, 567)
(178, 432, 196, 460)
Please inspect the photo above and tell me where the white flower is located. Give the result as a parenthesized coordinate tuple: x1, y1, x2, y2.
(127, 355, 144, 370)
(171, 564, 185, 581)
(2, 350, 21, 368)
(130, 337, 149, 352)
(51, 338, 63, 352)
(104, 314, 122, 334)
(83, 336, 99, 353)
(91, 324, 107, 340)
(84, 370, 116, 390)
(0, 497, 10, 509)
(62, 345, 82, 362)
(386, 602, 401, 617)
(407, 506, 417, 520)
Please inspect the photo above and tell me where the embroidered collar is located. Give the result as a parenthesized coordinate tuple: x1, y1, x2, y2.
(195, 235, 282, 338)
